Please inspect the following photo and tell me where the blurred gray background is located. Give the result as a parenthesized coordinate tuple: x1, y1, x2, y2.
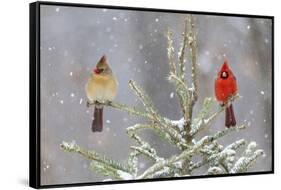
(40, 5, 272, 185)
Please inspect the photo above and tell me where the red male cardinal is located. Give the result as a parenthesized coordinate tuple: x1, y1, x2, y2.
(215, 60, 238, 128)
(85, 55, 118, 132)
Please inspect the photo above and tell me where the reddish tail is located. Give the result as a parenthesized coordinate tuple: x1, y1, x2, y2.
(92, 107, 103, 132)
(225, 104, 236, 128)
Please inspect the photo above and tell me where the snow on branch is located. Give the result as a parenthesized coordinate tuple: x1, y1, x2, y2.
(190, 94, 241, 136)
(230, 142, 265, 173)
(61, 141, 132, 179)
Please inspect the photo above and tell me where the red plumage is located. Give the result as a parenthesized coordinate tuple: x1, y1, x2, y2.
(215, 60, 238, 127)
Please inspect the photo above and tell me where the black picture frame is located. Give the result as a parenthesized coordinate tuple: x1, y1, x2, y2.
(29, 1, 274, 188)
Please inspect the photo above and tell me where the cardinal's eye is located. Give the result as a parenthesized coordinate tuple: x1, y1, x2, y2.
(221, 71, 228, 79)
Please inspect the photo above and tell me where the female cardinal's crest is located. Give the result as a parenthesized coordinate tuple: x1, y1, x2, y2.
(93, 55, 110, 74)
(97, 55, 109, 67)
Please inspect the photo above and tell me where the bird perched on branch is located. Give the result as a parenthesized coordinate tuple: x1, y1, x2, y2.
(215, 60, 238, 127)
(85, 55, 118, 132)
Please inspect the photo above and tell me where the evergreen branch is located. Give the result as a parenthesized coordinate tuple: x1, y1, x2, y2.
(60, 141, 131, 173)
(190, 97, 214, 136)
(178, 18, 188, 81)
(127, 81, 187, 149)
(88, 100, 153, 120)
(127, 150, 140, 177)
(137, 125, 244, 179)
(137, 135, 211, 179)
(190, 94, 241, 136)
(190, 139, 247, 171)
(188, 15, 199, 103)
(130, 146, 163, 162)
(90, 161, 133, 180)
(127, 128, 162, 161)
(211, 124, 246, 140)
(127, 124, 174, 146)
(230, 149, 264, 173)
(128, 80, 157, 114)
(167, 73, 189, 93)
(167, 73, 189, 124)
(166, 28, 177, 75)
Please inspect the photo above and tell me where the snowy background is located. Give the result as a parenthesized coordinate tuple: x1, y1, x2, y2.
(40, 5, 272, 185)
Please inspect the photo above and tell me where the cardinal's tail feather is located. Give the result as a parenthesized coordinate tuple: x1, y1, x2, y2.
(92, 107, 103, 132)
(225, 106, 231, 128)
(225, 104, 236, 128)
(229, 104, 236, 127)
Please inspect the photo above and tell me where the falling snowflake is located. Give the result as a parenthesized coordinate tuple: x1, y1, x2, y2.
(106, 27, 112, 32)
(109, 35, 115, 40)
(79, 98, 83, 104)
(260, 91, 265, 95)
(106, 120, 111, 124)
(69, 72, 73, 76)
(55, 7, 60, 12)
(170, 92, 174, 99)
(112, 17, 117, 21)
(139, 44, 143, 50)
(70, 93, 75, 98)
(60, 100, 64, 104)
(155, 18, 159, 22)
(247, 25, 251, 30)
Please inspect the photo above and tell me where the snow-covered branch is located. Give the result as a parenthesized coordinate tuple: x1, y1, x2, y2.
(230, 142, 265, 173)
(60, 141, 132, 180)
(190, 94, 241, 136)
(88, 100, 153, 120)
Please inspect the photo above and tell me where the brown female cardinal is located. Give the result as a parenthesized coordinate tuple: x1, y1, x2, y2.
(215, 60, 238, 128)
(85, 55, 118, 132)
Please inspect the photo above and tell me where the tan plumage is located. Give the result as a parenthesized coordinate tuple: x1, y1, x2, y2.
(85, 55, 118, 132)
(86, 74, 117, 103)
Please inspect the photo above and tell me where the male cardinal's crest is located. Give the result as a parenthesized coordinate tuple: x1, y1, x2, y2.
(215, 60, 238, 127)
(85, 55, 118, 132)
